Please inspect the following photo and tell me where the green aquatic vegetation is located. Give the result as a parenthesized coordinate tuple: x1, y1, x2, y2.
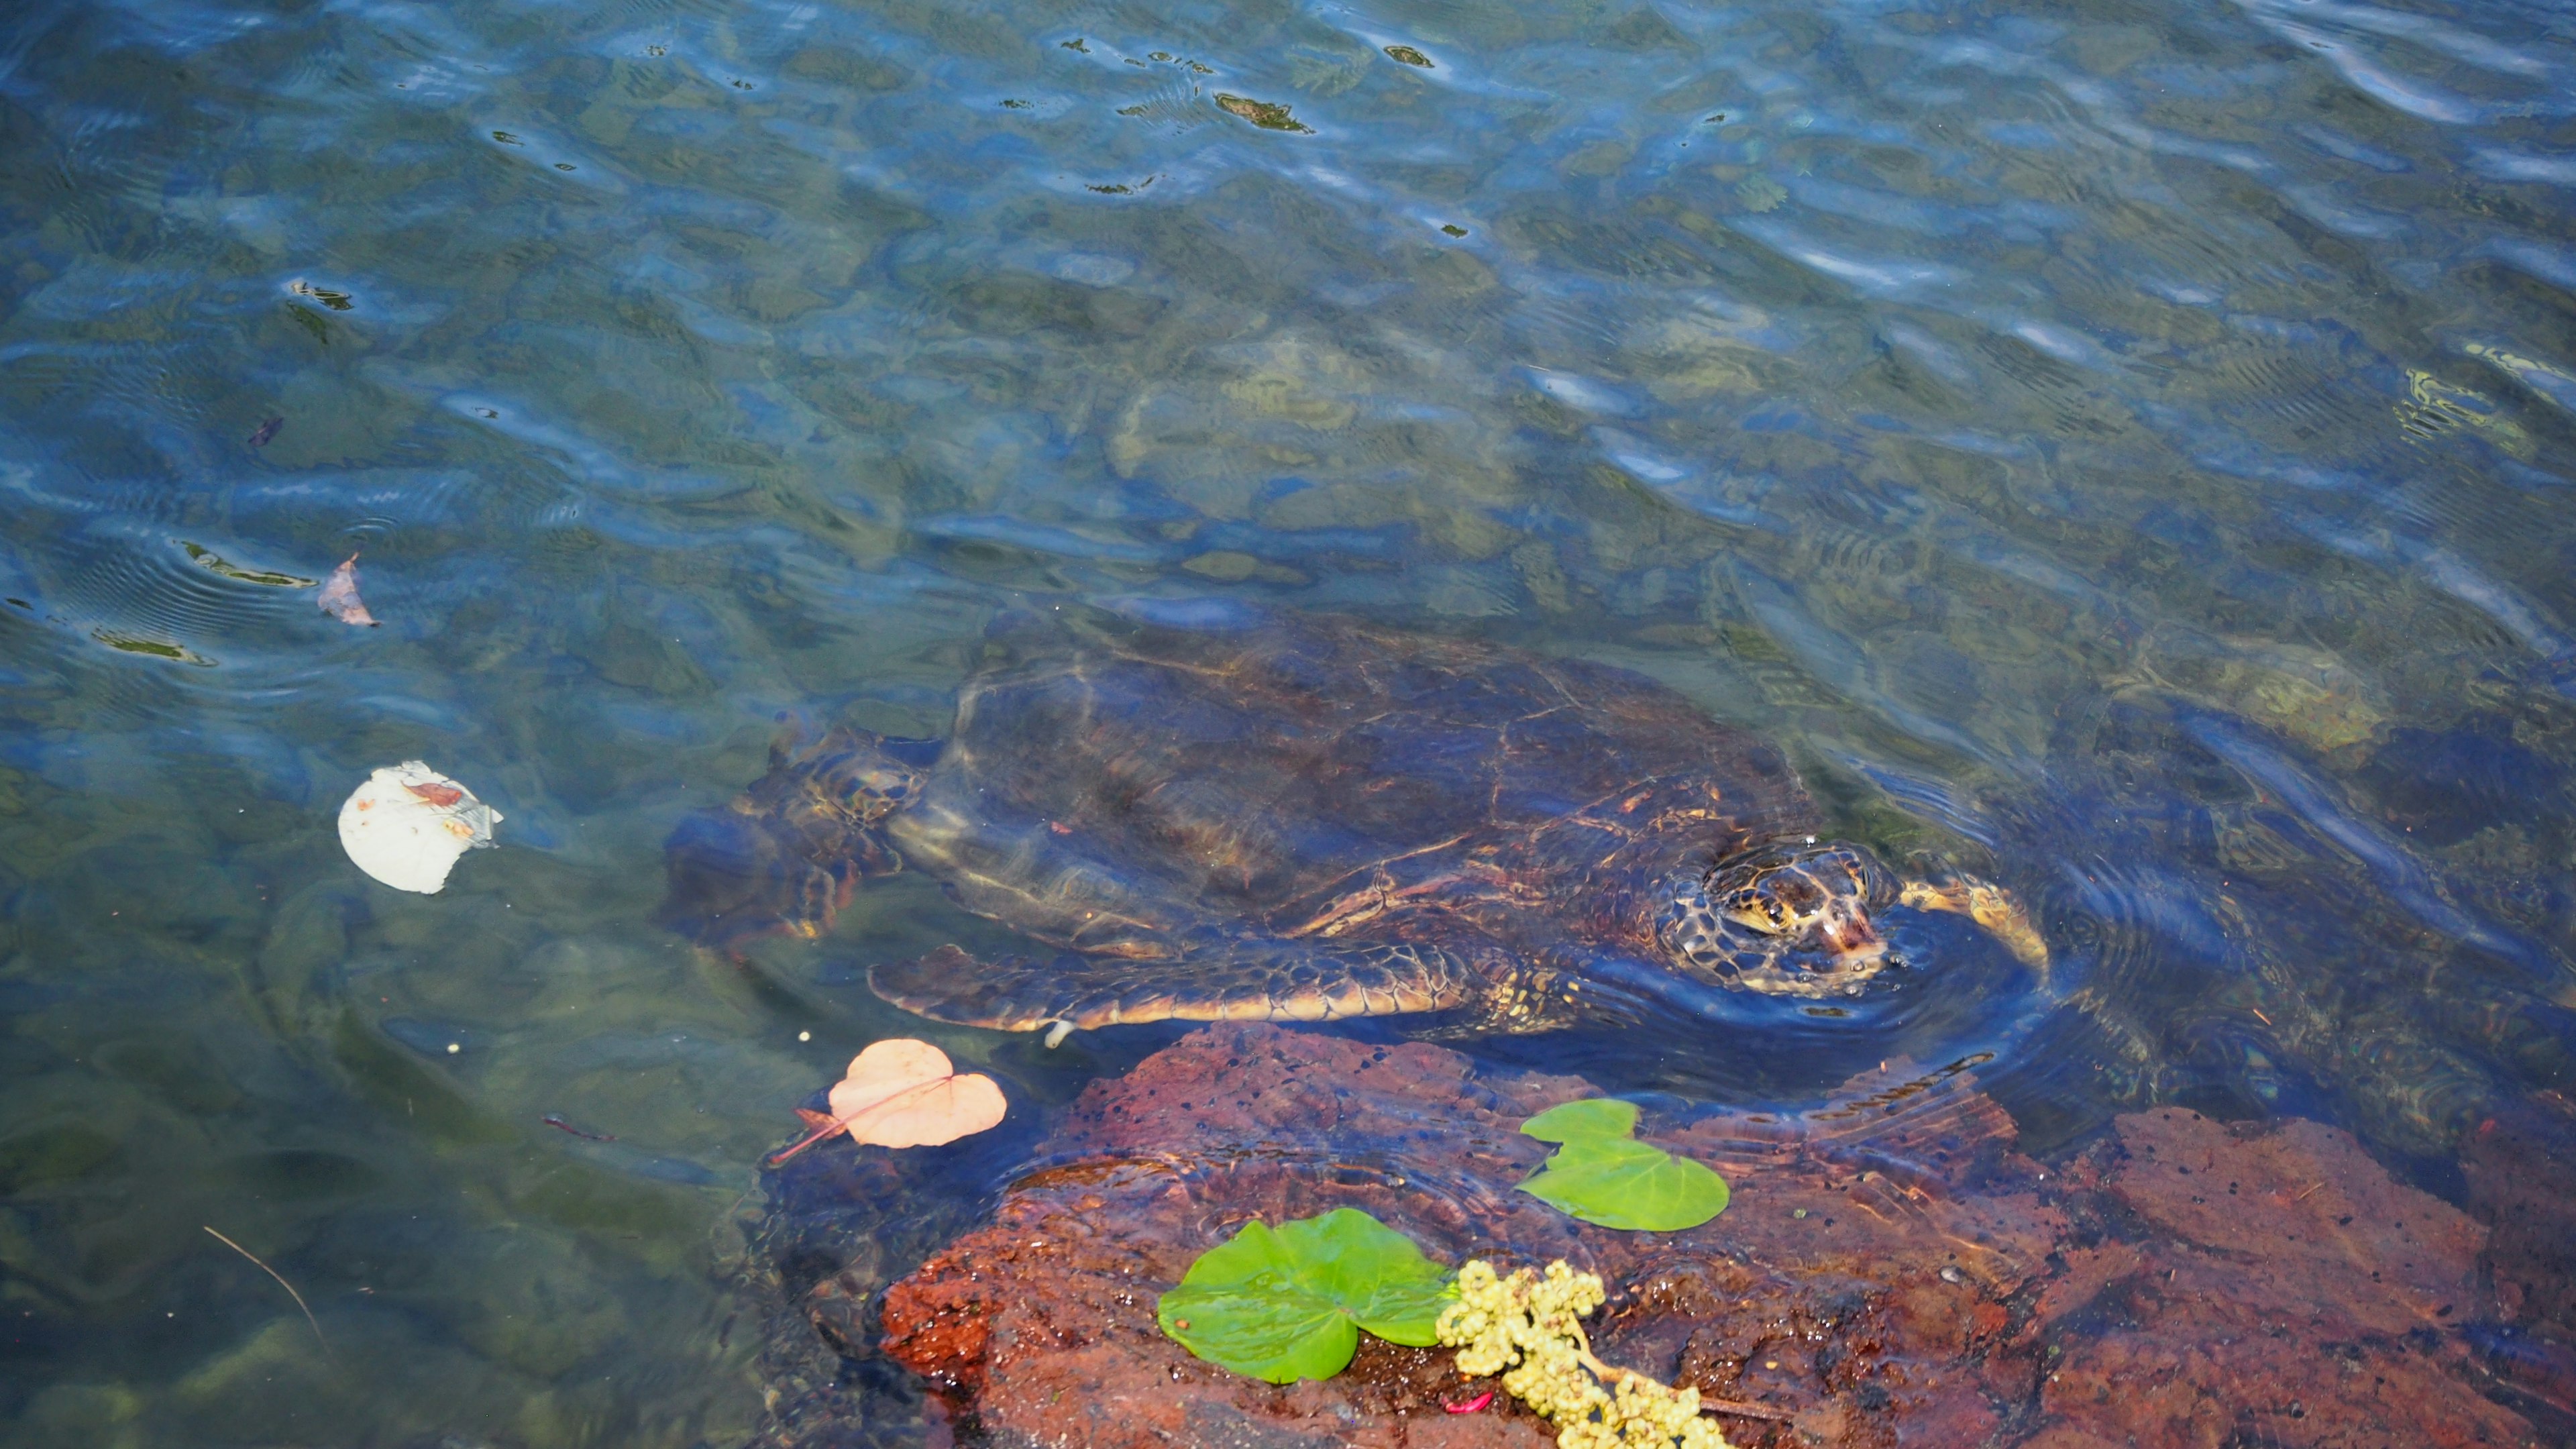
(1157, 1208, 1456, 1382)
(1157, 1210, 1744, 1446)
(1215, 93, 1313, 133)
(284, 303, 331, 345)
(91, 629, 213, 665)
(180, 543, 317, 588)
(1440, 1259, 1732, 1449)
(1516, 1099, 1730, 1232)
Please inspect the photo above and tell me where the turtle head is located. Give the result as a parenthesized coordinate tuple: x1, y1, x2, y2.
(1656, 841, 1896, 996)
(658, 726, 932, 951)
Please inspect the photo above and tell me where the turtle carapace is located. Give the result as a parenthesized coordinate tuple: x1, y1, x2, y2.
(661, 612, 2044, 1040)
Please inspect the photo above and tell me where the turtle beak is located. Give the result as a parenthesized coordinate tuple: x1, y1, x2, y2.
(1817, 898, 1886, 969)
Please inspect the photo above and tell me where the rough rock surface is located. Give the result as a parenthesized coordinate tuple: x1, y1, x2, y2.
(2464, 1090, 2576, 1334)
(876, 1026, 2057, 1448)
(2033, 1110, 2528, 1449)
(840, 1024, 2542, 1449)
(2459, 1090, 2576, 1430)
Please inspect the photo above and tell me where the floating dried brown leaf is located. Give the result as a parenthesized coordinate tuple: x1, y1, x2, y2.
(769, 1039, 1008, 1163)
(317, 553, 377, 627)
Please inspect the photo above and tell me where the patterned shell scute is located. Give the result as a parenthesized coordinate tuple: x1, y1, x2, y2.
(882, 615, 1819, 954)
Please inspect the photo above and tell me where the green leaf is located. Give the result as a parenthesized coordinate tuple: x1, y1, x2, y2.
(1157, 1208, 1456, 1382)
(1515, 1100, 1731, 1232)
(1519, 1097, 1639, 1143)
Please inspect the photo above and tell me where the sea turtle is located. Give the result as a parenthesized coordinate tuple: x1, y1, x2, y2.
(661, 610, 2045, 1041)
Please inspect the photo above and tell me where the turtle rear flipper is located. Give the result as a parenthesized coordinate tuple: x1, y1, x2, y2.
(869, 940, 1485, 1035)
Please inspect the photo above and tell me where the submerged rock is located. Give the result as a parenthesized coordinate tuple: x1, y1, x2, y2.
(2464, 1090, 2576, 1334)
(877, 1020, 2072, 1447)
(2034, 1110, 2529, 1449)
(2460, 1091, 2576, 1430)
(750, 1024, 2540, 1448)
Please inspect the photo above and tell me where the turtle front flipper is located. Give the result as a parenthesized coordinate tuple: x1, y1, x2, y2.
(1899, 875, 2050, 975)
(659, 726, 933, 950)
(869, 939, 1486, 1038)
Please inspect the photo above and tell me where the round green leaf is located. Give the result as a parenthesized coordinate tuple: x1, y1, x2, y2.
(1518, 1137, 1732, 1230)
(1519, 1097, 1640, 1144)
(1515, 1099, 1731, 1231)
(1157, 1208, 1456, 1382)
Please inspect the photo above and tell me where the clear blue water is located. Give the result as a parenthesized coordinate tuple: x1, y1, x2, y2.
(3, 0, 2574, 1439)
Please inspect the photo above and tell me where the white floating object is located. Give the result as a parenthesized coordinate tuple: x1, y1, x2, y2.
(338, 761, 502, 894)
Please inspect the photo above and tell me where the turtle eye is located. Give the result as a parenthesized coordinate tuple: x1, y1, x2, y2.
(1718, 889, 1790, 934)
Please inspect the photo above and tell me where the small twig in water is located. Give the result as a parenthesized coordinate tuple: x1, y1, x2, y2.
(204, 1226, 329, 1354)
(542, 1113, 616, 1142)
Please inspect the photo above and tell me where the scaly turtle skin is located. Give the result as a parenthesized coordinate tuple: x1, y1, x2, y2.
(661, 611, 2044, 1037)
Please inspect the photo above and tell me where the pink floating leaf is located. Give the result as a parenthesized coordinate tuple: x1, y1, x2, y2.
(317, 553, 377, 627)
(769, 1039, 1008, 1164)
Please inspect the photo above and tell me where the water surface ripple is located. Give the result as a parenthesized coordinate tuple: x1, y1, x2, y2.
(3, 0, 2574, 1439)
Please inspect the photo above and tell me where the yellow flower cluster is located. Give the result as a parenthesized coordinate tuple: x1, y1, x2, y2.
(1436, 1259, 1732, 1449)
(1595, 1371, 1731, 1449)
(1442, 1260, 1600, 1381)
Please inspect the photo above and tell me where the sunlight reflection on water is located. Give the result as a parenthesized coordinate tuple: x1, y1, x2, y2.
(1, 0, 2573, 1438)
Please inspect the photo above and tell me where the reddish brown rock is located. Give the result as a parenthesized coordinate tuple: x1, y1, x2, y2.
(878, 1025, 2061, 1449)
(2030, 1110, 2532, 1449)
(2454, 1092, 2576, 1431)
(2464, 1091, 2576, 1333)
(847, 1026, 2540, 1449)
(2108, 1110, 2482, 1330)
